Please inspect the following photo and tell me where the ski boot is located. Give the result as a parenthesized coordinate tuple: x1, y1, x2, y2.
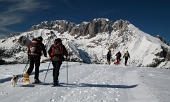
(32, 79, 41, 84)
(52, 80, 60, 86)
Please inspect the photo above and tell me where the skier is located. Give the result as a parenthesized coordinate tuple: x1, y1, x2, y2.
(23, 36, 47, 84)
(115, 51, 121, 65)
(123, 51, 130, 66)
(107, 50, 111, 65)
(48, 38, 68, 86)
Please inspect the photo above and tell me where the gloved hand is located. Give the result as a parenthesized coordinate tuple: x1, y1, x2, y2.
(66, 56, 69, 61)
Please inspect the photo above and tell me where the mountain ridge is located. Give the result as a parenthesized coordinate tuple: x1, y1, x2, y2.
(0, 18, 170, 68)
(29, 18, 169, 45)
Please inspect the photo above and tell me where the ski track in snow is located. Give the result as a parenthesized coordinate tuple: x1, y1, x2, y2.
(0, 62, 169, 102)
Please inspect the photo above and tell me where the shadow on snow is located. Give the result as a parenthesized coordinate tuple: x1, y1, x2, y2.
(59, 83, 138, 89)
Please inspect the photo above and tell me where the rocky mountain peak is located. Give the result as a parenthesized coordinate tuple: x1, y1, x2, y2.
(3, 18, 118, 41)
(29, 18, 116, 38)
(113, 19, 130, 31)
(156, 35, 167, 44)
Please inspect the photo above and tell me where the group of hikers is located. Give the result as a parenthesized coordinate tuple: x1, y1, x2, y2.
(22, 36, 130, 86)
(23, 36, 68, 86)
(107, 50, 130, 65)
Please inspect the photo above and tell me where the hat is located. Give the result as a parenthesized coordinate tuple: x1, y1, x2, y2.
(37, 36, 43, 41)
(55, 38, 62, 42)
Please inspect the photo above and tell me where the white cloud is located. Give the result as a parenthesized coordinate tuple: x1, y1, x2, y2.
(0, 0, 43, 26)
(0, 0, 50, 37)
(98, 10, 116, 16)
(7, 0, 49, 12)
(0, 15, 22, 27)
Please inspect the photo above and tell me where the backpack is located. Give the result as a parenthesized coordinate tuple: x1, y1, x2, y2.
(125, 52, 129, 56)
(49, 43, 63, 57)
(28, 40, 41, 56)
(124, 52, 129, 58)
(116, 52, 121, 57)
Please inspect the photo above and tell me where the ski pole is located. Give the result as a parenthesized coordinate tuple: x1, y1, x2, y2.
(44, 61, 51, 82)
(23, 59, 29, 74)
(66, 58, 68, 85)
(20, 59, 29, 82)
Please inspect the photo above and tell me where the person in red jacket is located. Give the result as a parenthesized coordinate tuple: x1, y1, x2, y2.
(48, 38, 68, 86)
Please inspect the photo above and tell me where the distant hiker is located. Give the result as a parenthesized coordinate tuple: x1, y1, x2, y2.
(115, 51, 121, 65)
(48, 38, 68, 86)
(107, 50, 111, 65)
(0, 58, 5, 65)
(123, 51, 130, 66)
(23, 36, 47, 84)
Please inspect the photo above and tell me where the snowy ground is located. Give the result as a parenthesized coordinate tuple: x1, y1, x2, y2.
(0, 62, 170, 102)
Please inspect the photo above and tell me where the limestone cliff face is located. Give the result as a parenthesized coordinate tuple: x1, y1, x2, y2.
(29, 18, 114, 38)
(34, 19, 128, 39)
(28, 18, 170, 62)
(30, 20, 75, 34)
(112, 19, 130, 31)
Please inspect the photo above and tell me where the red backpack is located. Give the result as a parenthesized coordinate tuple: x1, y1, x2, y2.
(49, 42, 63, 57)
(28, 40, 41, 56)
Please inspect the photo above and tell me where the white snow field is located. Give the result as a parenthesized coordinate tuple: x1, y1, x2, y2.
(0, 62, 170, 102)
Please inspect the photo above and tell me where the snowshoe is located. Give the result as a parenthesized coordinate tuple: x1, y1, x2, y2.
(23, 73, 30, 84)
(32, 79, 41, 84)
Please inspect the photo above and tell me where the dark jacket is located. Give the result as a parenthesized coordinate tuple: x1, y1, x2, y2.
(116, 52, 121, 58)
(107, 50, 111, 60)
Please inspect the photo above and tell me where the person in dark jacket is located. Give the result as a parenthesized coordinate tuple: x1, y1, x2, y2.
(107, 50, 111, 65)
(115, 51, 121, 63)
(123, 51, 130, 66)
(48, 38, 68, 86)
(23, 36, 47, 84)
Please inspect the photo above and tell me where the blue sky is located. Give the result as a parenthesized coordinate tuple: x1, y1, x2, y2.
(0, 0, 170, 43)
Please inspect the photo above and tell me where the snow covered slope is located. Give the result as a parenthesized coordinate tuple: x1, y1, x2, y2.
(0, 62, 170, 102)
(0, 19, 169, 68)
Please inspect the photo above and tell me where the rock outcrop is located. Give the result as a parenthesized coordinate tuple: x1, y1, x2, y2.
(156, 35, 167, 44)
(29, 18, 114, 38)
